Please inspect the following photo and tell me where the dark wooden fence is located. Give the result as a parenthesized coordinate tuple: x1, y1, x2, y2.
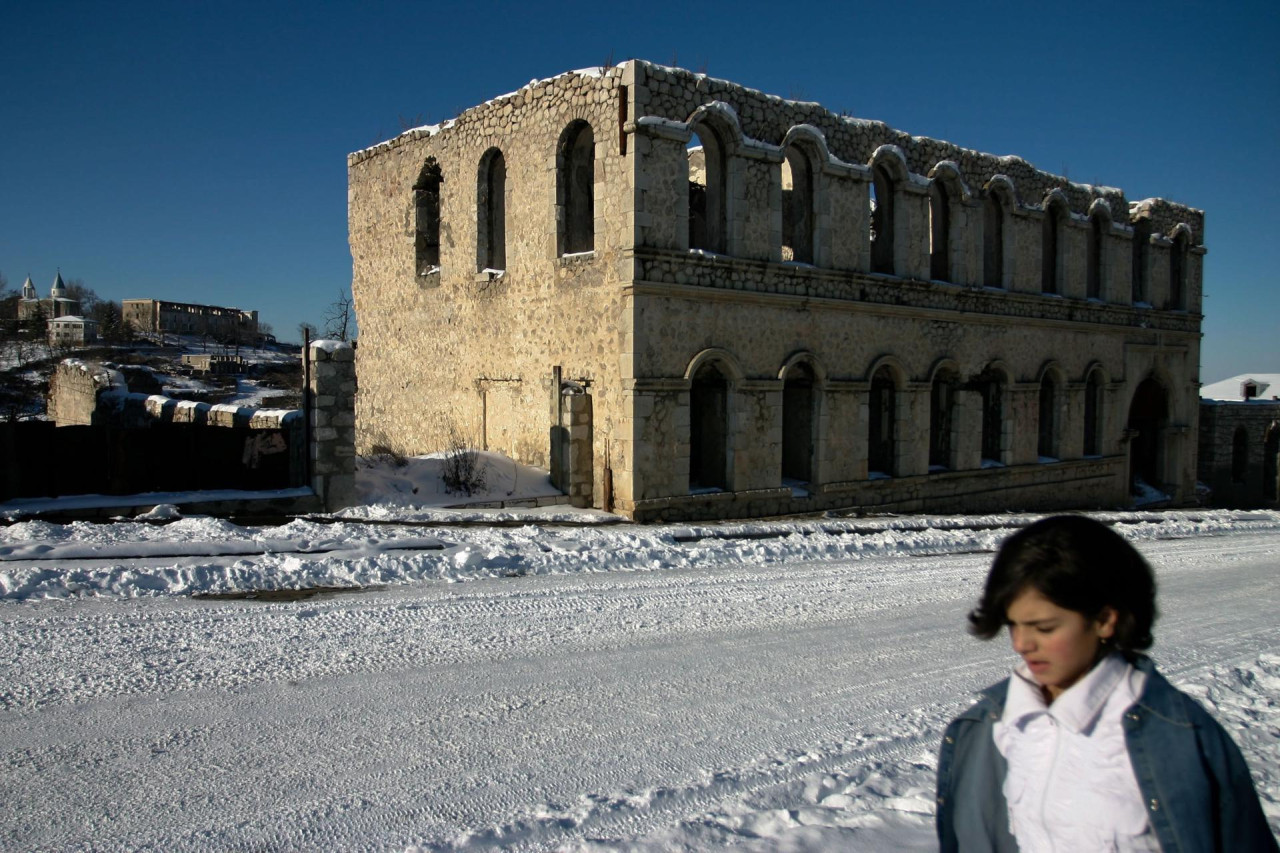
(0, 420, 302, 502)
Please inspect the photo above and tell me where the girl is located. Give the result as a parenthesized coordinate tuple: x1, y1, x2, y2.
(936, 515, 1276, 852)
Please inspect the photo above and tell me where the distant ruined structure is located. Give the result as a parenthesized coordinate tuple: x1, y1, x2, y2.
(348, 61, 1205, 521)
(122, 298, 258, 340)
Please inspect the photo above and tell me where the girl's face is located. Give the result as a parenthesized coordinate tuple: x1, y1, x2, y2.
(1006, 586, 1117, 702)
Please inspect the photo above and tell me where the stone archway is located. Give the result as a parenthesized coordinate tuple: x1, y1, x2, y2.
(781, 363, 815, 484)
(1127, 377, 1168, 492)
(689, 361, 730, 491)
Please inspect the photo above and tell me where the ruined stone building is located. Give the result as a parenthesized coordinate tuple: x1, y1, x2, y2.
(348, 61, 1205, 521)
(1199, 374, 1280, 508)
(122, 298, 258, 340)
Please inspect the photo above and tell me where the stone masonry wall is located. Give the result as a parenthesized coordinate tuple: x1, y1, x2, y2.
(349, 66, 632, 508)
(1198, 401, 1280, 508)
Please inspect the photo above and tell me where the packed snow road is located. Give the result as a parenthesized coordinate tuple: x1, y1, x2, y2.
(0, 524, 1277, 850)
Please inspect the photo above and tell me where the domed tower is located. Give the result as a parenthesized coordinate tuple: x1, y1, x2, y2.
(21, 275, 37, 300)
(50, 271, 66, 299)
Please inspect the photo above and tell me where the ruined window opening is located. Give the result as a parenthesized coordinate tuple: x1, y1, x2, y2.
(781, 363, 815, 484)
(870, 165, 895, 275)
(1084, 370, 1104, 456)
(1042, 201, 1064, 294)
(413, 159, 443, 275)
(867, 367, 897, 477)
(930, 181, 951, 281)
(1132, 218, 1151, 304)
(1038, 374, 1059, 459)
(929, 370, 958, 470)
(1087, 213, 1104, 299)
(689, 361, 729, 491)
(977, 371, 1005, 464)
(983, 193, 1004, 288)
(1170, 231, 1188, 310)
(477, 148, 507, 271)
(1231, 426, 1248, 484)
(558, 121, 595, 255)
(781, 147, 814, 264)
(688, 129, 726, 253)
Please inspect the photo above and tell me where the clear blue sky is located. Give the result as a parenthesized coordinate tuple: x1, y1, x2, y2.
(2, 0, 1275, 382)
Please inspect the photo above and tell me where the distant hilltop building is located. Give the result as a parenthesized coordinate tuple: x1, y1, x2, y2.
(349, 60, 1205, 520)
(18, 271, 81, 320)
(122, 298, 258, 340)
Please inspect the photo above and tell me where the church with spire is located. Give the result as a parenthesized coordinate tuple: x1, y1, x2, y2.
(18, 271, 82, 320)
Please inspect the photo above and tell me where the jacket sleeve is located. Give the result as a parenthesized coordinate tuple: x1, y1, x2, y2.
(1191, 699, 1279, 852)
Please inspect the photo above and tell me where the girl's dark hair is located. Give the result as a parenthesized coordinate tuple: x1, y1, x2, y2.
(969, 515, 1157, 653)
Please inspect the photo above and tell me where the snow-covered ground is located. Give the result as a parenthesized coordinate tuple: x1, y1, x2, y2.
(0, 460, 1277, 850)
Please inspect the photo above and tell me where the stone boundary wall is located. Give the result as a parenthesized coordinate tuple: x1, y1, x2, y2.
(41, 349, 359, 515)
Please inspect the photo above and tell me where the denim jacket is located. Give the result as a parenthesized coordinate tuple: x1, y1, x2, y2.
(935, 656, 1278, 852)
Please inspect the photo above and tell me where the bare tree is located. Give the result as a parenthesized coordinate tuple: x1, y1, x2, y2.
(323, 291, 354, 342)
(62, 278, 100, 314)
(298, 321, 318, 344)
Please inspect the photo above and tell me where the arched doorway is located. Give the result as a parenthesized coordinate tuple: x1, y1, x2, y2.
(1127, 377, 1168, 493)
(1264, 425, 1279, 503)
(781, 363, 815, 484)
(689, 362, 729, 491)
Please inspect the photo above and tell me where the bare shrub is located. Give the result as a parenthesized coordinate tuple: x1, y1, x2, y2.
(442, 425, 486, 496)
(364, 443, 408, 469)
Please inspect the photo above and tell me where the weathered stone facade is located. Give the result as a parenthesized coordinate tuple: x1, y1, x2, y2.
(349, 61, 1205, 521)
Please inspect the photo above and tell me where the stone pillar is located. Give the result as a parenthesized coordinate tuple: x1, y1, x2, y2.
(564, 391, 593, 508)
(309, 341, 356, 511)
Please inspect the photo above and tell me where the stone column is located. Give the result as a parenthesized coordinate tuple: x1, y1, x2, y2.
(309, 341, 356, 511)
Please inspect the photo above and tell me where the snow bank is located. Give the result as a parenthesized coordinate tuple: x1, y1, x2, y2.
(1, 509, 1276, 602)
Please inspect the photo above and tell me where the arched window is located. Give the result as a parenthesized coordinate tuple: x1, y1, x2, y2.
(930, 180, 951, 281)
(1084, 370, 1104, 456)
(689, 361, 730, 491)
(1231, 426, 1248, 484)
(983, 193, 1004, 288)
(688, 128, 727, 253)
(413, 158, 443, 275)
(870, 165, 895, 275)
(1132, 218, 1151, 304)
(781, 363, 816, 484)
(929, 368, 958, 470)
(1042, 199, 1065, 294)
(1087, 212, 1105, 299)
(868, 367, 897, 477)
(477, 148, 507, 271)
(781, 146, 815, 264)
(1038, 373, 1060, 459)
(1170, 230, 1188, 310)
(558, 122, 595, 255)
(976, 368, 1006, 465)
